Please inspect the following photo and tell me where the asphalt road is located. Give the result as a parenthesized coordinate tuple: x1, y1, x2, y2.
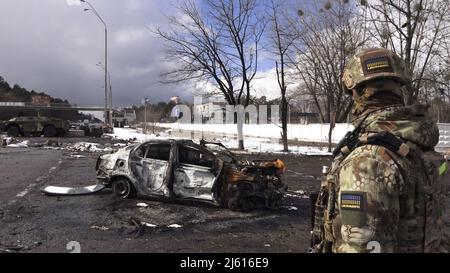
(0, 137, 333, 253)
(1, 137, 448, 253)
(0, 148, 62, 204)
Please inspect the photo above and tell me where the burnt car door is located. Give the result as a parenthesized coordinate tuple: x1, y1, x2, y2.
(173, 144, 220, 202)
(131, 143, 172, 197)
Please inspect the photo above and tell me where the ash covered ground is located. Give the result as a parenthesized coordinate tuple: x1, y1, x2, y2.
(0, 134, 335, 253)
(0, 134, 448, 253)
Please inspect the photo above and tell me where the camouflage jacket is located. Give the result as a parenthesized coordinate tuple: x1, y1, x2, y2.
(321, 105, 449, 253)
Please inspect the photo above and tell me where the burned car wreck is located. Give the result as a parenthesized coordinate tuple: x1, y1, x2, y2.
(95, 139, 287, 210)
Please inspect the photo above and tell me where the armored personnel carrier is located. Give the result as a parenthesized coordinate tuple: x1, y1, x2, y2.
(4, 116, 69, 137)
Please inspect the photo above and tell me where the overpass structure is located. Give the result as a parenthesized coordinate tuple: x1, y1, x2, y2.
(0, 102, 106, 112)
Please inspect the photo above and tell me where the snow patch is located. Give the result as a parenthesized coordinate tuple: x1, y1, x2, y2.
(285, 193, 309, 199)
(284, 206, 299, 211)
(91, 225, 110, 231)
(167, 224, 183, 228)
(7, 140, 29, 148)
(69, 154, 86, 159)
(107, 127, 331, 156)
(141, 222, 158, 228)
(66, 142, 113, 153)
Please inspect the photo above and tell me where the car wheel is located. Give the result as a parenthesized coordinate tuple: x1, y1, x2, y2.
(227, 196, 240, 210)
(7, 125, 20, 137)
(241, 197, 257, 211)
(57, 129, 67, 137)
(43, 125, 57, 137)
(112, 178, 135, 199)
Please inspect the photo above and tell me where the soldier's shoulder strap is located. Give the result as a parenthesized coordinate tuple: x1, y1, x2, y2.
(334, 130, 411, 158)
(358, 131, 410, 157)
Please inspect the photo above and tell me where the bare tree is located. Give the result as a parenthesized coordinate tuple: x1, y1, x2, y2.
(420, 38, 450, 122)
(290, 0, 367, 151)
(154, 0, 265, 150)
(266, 0, 297, 152)
(364, 0, 450, 105)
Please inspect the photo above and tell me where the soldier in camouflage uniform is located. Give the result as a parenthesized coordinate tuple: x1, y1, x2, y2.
(310, 48, 449, 253)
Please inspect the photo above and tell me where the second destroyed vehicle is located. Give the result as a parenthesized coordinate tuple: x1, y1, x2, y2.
(4, 116, 70, 137)
(96, 140, 287, 210)
(70, 120, 112, 137)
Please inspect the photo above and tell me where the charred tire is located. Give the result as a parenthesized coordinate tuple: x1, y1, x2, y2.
(57, 129, 67, 137)
(90, 127, 103, 138)
(112, 178, 135, 199)
(7, 125, 20, 137)
(227, 196, 240, 210)
(43, 125, 57, 137)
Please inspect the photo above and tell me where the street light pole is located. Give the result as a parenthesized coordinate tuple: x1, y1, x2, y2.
(109, 78, 112, 127)
(144, 102, 147, 134)
(81, 0, 109, 126)
(97, 62, 113, 127)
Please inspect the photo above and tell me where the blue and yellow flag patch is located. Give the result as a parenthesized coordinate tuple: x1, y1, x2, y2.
(341, 192, 364, 211)
(363, 56, 393, 74)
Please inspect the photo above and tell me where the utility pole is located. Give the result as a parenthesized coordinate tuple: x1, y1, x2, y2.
(144, 98, 150, 141)
(81, 0, 109, 125)
(97, 62, 113, 127)
(144, 102, 147, 134)
(109, 80, 112, 127)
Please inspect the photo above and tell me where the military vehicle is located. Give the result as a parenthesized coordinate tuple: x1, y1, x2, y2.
(69, 120, 112, 137)
(4, 116, 70, 137)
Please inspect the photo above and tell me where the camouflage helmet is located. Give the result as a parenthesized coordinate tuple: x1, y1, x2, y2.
(342, 48, 409, 94)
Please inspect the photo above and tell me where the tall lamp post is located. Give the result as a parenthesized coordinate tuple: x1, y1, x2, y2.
(97, 62, 112, 127)
(80, 0, 109, 125)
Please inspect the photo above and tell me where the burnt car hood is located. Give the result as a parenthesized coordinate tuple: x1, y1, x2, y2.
(98, 145, 136, 170)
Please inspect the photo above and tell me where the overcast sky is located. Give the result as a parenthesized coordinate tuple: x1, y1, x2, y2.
(0, 0, 290, 107)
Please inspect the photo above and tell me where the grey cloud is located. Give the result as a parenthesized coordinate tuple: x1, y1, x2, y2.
(0, 0, 188, 106)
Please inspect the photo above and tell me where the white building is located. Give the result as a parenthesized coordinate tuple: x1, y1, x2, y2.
(112, 109, 136, 127)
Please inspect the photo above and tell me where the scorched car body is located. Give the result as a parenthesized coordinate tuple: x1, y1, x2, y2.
(96, 139, 287, 210)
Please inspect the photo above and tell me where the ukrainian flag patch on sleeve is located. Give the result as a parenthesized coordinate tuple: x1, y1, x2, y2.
(341, 192, 364, 211)
(340, 192, 367, 226)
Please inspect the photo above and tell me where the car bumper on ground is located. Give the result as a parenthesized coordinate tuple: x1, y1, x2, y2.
(96, 176, 110, 186)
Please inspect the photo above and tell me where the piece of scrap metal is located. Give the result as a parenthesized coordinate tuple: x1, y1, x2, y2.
(41, 184, 105, 196)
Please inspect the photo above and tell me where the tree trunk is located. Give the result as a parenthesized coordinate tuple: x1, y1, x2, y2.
(281, 95, 289, 152)
(237, 119, 245, 150)
(282, 126, 288, 152)
(328, 120, 336, 153)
